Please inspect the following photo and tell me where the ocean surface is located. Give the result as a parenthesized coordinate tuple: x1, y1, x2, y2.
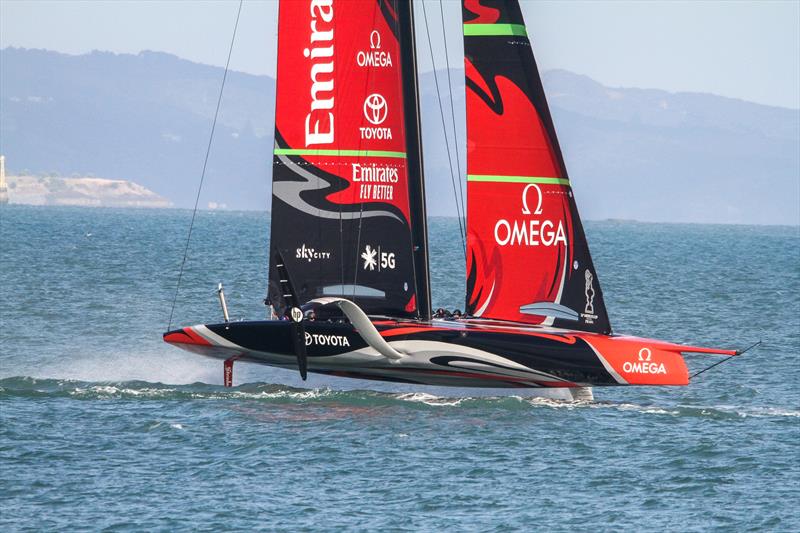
(1, 205, 798, 531)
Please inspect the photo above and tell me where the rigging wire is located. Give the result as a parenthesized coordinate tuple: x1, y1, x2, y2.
(438, 0, 466, 243)
(421, 0, 466, 259)
(690, 340, 761, 380)
(166, 0, 243, 333)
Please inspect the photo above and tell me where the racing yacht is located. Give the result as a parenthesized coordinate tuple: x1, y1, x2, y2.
(165, 0, 740, 390)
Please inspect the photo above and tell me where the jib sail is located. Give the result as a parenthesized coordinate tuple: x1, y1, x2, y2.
(268, 0, 429, 319)
(462, 0, 611, 334)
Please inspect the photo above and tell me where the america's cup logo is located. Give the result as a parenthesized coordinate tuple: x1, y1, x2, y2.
(584, 269, 595, 315)
(363, 93, 388, 125)
(580, 269, 598, 324)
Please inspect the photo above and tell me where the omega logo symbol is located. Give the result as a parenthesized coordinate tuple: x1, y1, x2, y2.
(363, 93, 388, 125)
(370, 30, 381, 49)
(622, 347, 666, 374)
(493, 181, 566, 247)
(521, 183, 543, 215)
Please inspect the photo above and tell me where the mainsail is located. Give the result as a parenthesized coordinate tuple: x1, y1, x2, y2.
(462, 0, 611, 334)
(268, 0, 429, 319)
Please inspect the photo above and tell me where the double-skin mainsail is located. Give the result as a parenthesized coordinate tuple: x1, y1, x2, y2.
(268, 0, 430, 321)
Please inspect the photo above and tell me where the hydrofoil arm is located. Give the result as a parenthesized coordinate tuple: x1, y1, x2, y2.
(310, 298, 404, 361)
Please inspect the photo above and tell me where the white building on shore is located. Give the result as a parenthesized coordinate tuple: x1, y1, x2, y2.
(0, 155, 9, 205)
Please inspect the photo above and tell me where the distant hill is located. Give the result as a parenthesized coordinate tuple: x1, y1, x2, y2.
(0, 48, 274, 212)
(1, 47, 797, 225)
(542, 70, 799, 225)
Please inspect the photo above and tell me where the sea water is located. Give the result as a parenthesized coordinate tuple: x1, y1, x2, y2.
(1, 206, 798, 531)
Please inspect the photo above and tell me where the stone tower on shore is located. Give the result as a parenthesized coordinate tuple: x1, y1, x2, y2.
(0, 155, 8, 205)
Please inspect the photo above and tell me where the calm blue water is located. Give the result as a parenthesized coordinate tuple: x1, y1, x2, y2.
(1, 205, 798, 531)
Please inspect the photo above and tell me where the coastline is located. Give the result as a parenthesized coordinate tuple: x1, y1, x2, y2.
(3, 175, 172, 208)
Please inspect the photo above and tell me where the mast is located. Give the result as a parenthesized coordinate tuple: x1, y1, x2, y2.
(397, 0, 431, 321)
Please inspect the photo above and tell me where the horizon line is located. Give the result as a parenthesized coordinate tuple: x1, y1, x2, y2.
(2, 203, 798, 229)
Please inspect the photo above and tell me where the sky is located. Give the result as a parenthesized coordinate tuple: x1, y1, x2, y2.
(1, 0, 799, 109)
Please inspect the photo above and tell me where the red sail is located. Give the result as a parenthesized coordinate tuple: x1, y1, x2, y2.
(269, 0, 423, 318)
(463, 0, 611, 333)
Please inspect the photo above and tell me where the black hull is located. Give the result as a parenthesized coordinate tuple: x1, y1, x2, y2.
(165, 318, 731, 388)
